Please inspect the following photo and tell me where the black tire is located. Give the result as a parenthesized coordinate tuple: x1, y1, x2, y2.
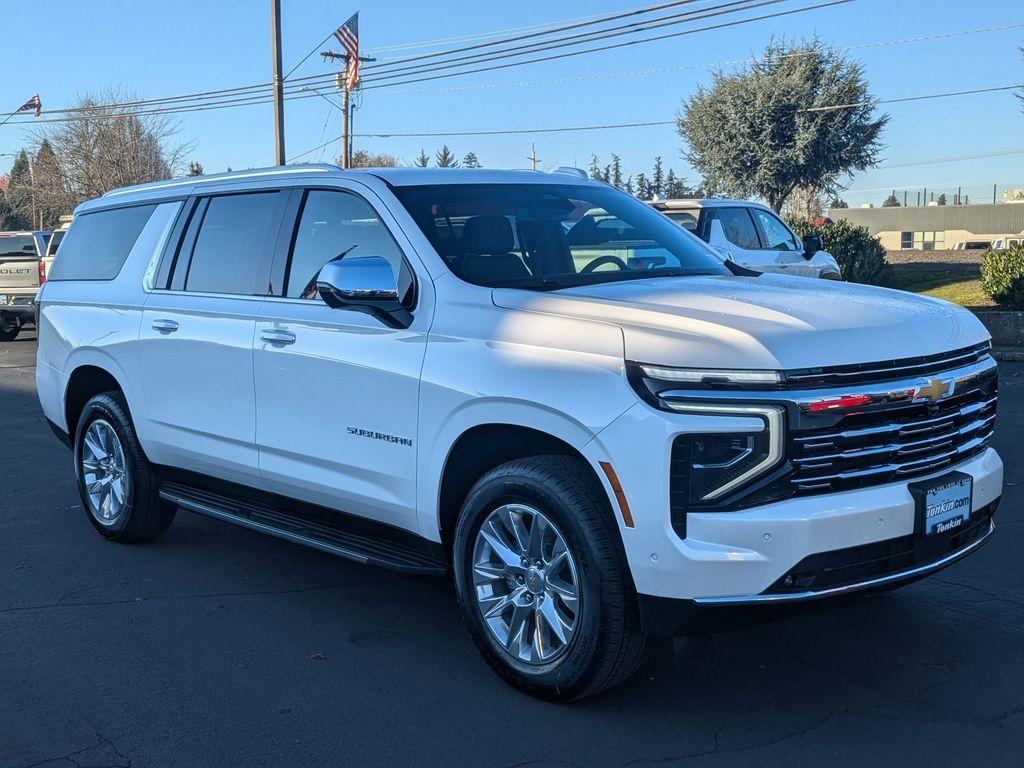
(73, 392, 176, 542)
(453, 455, 647, 701)
(0, 326, 19, 342)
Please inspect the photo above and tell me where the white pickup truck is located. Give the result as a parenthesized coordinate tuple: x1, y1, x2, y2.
(36, 166, 1001, 700)
(0, 230, 50, 340)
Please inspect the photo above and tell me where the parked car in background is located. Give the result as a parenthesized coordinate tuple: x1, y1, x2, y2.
(952, 240, 991, 251)
(0, 229, 51, 341)
(44, 215, 74, 267)
(991, 237, 1023, 250)
(649, 199, 842, 279)
(37, 166, 1001, 700)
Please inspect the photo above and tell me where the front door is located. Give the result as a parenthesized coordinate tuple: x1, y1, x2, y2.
(748, 207, 811, 276)
(254, 186, 430, 533)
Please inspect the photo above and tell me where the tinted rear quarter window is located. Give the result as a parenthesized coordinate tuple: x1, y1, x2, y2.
(184, 192, 282, 295)
(48, 205, 157, 280)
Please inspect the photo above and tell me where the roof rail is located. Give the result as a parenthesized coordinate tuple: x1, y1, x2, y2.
(102, 163, 337, 198)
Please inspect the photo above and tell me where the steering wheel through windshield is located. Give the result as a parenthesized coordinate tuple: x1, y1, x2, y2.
(580, 255, 628, 273)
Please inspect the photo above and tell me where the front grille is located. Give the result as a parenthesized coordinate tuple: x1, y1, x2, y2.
(764, 501, 997, 595)
(783, 342, 991, 389)
(788, 378, 997, 495)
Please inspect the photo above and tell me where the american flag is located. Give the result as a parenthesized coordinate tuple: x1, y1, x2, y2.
(18, 95, 42, 117)
(334, 12, 360, 91)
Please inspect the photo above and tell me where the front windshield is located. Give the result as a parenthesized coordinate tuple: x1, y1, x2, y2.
(0, 235, 38, 259)
(392, 183, 729, 290)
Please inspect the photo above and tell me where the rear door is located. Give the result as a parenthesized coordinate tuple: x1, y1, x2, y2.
(253, 184, 429, 532)
(139, 187, 288, 487)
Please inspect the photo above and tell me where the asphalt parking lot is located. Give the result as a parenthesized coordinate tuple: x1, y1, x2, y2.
(2, 330, 1023, 768)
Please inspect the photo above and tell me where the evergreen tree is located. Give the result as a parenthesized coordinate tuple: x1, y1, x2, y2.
(435, 145, 459, 167)
(33, 139, 69, 229)
(414, 149, 430, 168)
(5, 150, 34, 230)
(610, 154, 623, 189)
(635, 172, 652, 200)
(651, 156, 664, 197)
(829, 197, 849, 209)
(882, 194, 901, 207)
(0, 189, 15, 230)
(186, 161, 205, 177)
(587, 154, 602, 181)
(664, 168, 687, 198)
(937, 193, 947, 206)
(462, 152, 481, 168)
(624, 176, 635, 196)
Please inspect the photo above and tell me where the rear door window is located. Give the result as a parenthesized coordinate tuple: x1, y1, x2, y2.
(183, 192, 284, 295)
(46, 204, 157, 281)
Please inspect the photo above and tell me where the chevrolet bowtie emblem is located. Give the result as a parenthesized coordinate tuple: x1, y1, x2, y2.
(913, 377, 955, 403)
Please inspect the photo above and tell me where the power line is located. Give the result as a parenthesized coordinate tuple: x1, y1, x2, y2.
(359, 0, 796, 85)
(803, 83, 1023, 112)
(362, 0, 711, 73)
(878, 147, 1024, 169)
(357, 0, 856, 91)
(366, 22, 1024, 97)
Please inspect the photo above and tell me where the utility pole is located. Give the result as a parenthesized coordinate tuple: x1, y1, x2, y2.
(323, 50, 376, 168)
(527, 143, 540, 171)
(270, 0, 286, 165)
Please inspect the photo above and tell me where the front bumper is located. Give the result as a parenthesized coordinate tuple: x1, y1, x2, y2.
(587, 398, 1003, 604)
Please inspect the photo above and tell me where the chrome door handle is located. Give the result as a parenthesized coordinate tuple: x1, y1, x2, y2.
(151, 319, 179, 333)
(260, 329, 296, 345)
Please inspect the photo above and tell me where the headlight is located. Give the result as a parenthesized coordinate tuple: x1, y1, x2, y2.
(640, 364, 781, 387)
(667, 402, 785, 502)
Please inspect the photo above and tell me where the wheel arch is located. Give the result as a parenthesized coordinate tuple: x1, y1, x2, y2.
(63, 362, 129, 442)
(434, 422, 616, 556)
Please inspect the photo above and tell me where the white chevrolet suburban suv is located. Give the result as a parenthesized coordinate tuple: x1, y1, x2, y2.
(37, 165, 1002, 701)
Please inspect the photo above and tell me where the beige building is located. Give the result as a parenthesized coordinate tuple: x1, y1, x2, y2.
(830, 202, 1024, 250)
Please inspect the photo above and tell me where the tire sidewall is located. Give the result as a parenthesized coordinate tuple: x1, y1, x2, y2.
(74, 396, 137, 537)
(454, 470, 606, 695)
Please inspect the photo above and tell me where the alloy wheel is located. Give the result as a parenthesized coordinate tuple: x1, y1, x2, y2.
(471, 503, 581, 665)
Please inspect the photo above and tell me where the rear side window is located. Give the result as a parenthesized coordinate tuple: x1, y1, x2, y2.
(47, 204, 156, 281)
(184, 192, 282, 295)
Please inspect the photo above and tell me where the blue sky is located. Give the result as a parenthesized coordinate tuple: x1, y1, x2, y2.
(2, 0, 1022, 207)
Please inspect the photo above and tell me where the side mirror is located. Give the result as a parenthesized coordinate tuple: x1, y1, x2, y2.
(802, 234, 823, 260)
(317, 256, 412, 329)
(710, 245, 733, 262)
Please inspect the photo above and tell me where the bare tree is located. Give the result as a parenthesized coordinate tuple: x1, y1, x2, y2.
(35, 89, 188, 205)
(348, 150, 398, 168)
(783, 185, 825, 219)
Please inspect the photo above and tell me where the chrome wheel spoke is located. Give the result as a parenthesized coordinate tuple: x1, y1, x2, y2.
(471, 503, 581, 666)
(80, 419, 128, 525)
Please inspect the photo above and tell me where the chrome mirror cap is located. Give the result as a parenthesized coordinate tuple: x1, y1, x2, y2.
(317, 257, 400, 304)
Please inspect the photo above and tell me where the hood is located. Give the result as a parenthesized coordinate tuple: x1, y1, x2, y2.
(492, 274, 990, 370)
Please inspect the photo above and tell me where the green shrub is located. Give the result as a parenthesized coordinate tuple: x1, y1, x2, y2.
(980, 243, 1024, 309)
(786, 217, 887, 285)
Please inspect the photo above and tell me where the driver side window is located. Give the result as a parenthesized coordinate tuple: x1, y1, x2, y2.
(286, 190, 408, 300)
(750, 208, 799, 251)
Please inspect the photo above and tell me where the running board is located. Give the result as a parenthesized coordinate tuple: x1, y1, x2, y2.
(159, 481, 447, 576)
